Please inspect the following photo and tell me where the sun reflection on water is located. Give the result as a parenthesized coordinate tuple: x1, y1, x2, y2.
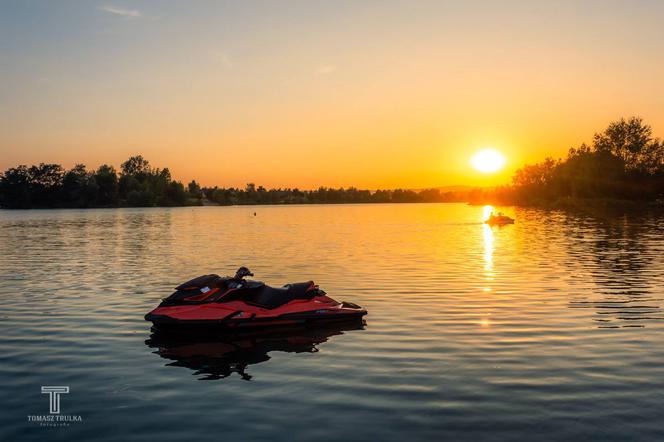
(482, 206, 495, 296)
(482, 204, 494, 222)
(482, 224, 494, 272)
(480, 206, 496, 327)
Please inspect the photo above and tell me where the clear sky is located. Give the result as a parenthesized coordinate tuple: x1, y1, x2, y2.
(1, 1, 663, 189)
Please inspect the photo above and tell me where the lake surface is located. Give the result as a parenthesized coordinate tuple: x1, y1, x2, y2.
(2, 203, 664, 441)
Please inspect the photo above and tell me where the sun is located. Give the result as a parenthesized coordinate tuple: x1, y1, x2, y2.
(470, 149, 506, 173)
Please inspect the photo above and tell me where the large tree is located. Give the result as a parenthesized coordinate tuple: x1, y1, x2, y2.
(62, 164, 98, 207)
(593, 117, 664, 175)
(94, 165, 119, 206)
(121, 155, 151, 177)
(28, 163, 64, 207)
(0, 166, 32, 208)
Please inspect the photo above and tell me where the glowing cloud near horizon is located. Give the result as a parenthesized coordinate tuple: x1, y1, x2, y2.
(470, 149, 506, 174)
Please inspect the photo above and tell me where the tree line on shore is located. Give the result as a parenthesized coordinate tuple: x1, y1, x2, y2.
(0, 155, 469, 208)
(2, 117, 663, 209)
(470, 116, 664, 206)
(0, 156, 193, 209)
(200, 183, 467, 206)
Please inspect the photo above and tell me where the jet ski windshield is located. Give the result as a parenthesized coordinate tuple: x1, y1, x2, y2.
(175, 274, 221, 291)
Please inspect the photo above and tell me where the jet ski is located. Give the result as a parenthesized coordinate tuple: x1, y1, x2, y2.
(145, 267, 367, 331)
(484, 212, 515, 226)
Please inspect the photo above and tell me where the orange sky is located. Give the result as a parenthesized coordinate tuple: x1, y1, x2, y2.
(1, 2, 663, 189)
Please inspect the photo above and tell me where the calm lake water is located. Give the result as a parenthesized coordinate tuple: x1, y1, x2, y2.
(2, 203, 664, 441)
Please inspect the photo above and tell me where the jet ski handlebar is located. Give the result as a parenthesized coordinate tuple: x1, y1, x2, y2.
(234, 266, 254, 280)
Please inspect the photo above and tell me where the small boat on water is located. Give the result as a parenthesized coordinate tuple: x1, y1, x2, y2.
(484, 212, 515, 226)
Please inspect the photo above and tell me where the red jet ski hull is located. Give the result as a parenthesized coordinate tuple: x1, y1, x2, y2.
(145, 294, 366, 331)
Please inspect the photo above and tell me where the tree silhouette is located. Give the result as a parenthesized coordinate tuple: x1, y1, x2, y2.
(506, 117, 664, 204)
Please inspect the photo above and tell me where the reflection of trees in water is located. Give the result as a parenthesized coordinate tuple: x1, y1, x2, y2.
(565, 213, 664, 328)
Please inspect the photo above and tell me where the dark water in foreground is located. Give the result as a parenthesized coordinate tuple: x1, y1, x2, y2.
(2, 204, 664, 441)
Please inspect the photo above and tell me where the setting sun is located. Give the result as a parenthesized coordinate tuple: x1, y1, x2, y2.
(470, 149, 506, 174)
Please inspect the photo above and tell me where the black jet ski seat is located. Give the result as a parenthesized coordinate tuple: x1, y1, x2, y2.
(241, 282, 316, 309)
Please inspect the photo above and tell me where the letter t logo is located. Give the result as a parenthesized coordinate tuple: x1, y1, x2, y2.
(41, 386, 69, 414)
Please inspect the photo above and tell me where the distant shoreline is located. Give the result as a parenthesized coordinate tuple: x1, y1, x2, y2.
(3, 117, 664, 211)
(0, 199, 472, 210)
(0, 155, 472, 210)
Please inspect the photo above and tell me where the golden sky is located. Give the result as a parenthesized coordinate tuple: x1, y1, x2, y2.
(1, 1, 663, 188)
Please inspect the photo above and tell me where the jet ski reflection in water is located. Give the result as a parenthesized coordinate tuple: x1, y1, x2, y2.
(145, 321, 365, 381)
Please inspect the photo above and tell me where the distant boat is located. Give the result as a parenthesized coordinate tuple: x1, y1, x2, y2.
(484, 212, 514, 226)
